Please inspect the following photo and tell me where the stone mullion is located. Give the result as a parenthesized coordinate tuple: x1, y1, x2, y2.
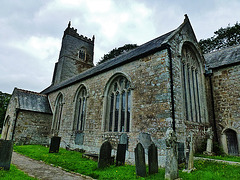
(76, 98, 82, 130)
(182, 62, 189, 121)
(118, 93, 123, 132)
(191, 68, 197, 122)
(112, 92, 116, 132)
(80, 97, 86, 131)
(190, 67, 196, 122)
(195, 72, 202, 123)
(124, 90, 128, 132)
(57, 103, 63, 131)
(186, 64, 192, 121)
(82, 97, 87, 131)
(193, 69, 200, 123)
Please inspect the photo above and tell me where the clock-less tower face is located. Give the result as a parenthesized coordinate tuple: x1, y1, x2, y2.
(51, 23, 95, 85)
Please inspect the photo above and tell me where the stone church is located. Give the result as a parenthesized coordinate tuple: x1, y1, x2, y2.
(1, 15, 239, 165)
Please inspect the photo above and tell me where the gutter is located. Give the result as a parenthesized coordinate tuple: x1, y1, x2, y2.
(167, 46, 176, 132)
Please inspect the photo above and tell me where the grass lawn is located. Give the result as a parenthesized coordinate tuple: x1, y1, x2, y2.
(0, 164, 37, 180)
(14, 145, 240, 180)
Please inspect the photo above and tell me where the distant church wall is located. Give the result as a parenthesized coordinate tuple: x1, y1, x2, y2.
(14, 111, 52, 145)
(48, 49, 172, 166)
(211, 64, 240, 154)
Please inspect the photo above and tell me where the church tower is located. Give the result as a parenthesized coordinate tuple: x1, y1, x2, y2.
(52, 22, 94, 85)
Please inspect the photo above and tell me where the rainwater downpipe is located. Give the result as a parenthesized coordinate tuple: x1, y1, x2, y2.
(208, 71, 218, 143)
(167, 45, 176, 132)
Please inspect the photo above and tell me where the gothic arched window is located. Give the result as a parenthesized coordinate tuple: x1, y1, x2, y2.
(181, 44, 203, 123)
(52, 93, 63, 134)
(73, 86, 87, 132)
(106, 76, 131, 132)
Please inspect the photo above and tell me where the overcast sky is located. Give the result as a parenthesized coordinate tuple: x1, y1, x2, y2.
(1, 0, 240, 94)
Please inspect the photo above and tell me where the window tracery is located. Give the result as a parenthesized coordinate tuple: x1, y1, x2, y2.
(106, 76, 131, 132)
(74, 86, 87, 132)
(181, 45, 202, 123)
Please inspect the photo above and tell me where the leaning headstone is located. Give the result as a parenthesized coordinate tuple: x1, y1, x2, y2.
(116, 144, 127, 166)
(177, 142, 185, 164)
(204, 127, 213, 155)
(184, 132, 194, 172)
(75, 132, 84, 145)
(0, 139, 13, 170)
(98, 141, 112, 169)
(49, 136, 61, 153)
(135, 143, 146, 177)
(165, 127, 178, 180)
(148, 143, 158, 175)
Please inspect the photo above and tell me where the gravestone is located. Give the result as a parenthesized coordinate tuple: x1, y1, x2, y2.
(205, 127, 213, 155)
(135, 143, 146, 177)
(0, 139, 13, 170)
(184, 132, 194, 172)
(165, 127, 178, 180)
(98, 141, 112, 169)
(49, 136, 61, 153)
(177, 142, 185, 164)
(119, 133, 128, 145)
(139, 133, 152, 152)
(75, 132, 84, 145)
(148, 143, 158, 175)
(116, 144, 127, 166)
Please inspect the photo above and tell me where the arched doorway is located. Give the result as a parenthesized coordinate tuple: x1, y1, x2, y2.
(225, 129, 239, 155)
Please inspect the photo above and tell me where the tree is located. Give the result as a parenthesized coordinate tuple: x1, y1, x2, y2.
(199, 22, 240, 54)
(98, 44, 138, 64)
(0, 91, 11, 129)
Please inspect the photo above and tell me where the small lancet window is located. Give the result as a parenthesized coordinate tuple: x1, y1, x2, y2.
(79, 48, 86, 61)
(106, 76, 131, 132)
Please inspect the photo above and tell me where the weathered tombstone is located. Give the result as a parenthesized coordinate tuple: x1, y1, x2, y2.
(165, 127, 178, 180)
(75, 132, 84, 145)
(139, 133, 152, 152)
(184, 132, 194, 172)
(49, 136, 61, 153)
(0, 139, 13, 170)
(98, 141, 112, 169)
(177, 142, 185, 164)
(205, 127, 213, 155)
(135, 143, 146, 177)
(116, 144, 127, 166)
(148, 143, 158, 175)
(119, 133, 128, 145)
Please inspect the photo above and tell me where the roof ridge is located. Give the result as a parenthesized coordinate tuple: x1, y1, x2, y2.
(15, 88, 47, 97)
(205, 44, 240, 55)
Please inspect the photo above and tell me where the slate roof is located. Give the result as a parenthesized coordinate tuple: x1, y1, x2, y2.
(42, 29, 176, 94)
(14, 88, 52, 114)
(205, 45, 240, 69)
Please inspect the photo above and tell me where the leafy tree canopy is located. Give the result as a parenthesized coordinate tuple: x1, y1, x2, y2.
(199, 22, 240, 54)
(98, 44, 138, 65)
(0, 91, 11, 128)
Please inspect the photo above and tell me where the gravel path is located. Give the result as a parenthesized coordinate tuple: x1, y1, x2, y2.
(11, 152, 94, 180)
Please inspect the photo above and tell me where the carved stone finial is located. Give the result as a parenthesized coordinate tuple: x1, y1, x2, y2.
(92, 35, 95, 42)
(68, 21, 71, 28)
